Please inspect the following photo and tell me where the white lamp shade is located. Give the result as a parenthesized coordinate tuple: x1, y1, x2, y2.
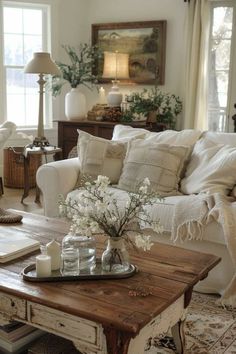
(24, 52, 60, 75)
(102, 52, 129, 80)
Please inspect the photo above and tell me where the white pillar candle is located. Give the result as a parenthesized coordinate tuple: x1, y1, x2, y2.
(36, 254, 51, 277)
(98, 87, 106, 104)
(46, 239, 61, 271)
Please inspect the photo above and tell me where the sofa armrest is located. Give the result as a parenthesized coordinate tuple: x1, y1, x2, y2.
(36, 157, 80, 217)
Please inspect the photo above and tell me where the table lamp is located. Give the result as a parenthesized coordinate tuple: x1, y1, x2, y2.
(24, 52, 60, 148)
(102, 51, 129, 107)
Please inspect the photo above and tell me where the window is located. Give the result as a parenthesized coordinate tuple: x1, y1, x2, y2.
(208, 1, 235, 131)
(3, 2, 51, 128)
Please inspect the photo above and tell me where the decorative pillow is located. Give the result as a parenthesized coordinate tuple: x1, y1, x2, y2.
(180, 137, 236, 195)
(77, 130, 126, 184)
(112, 124, 148, 141)
(118, 139, 190, 195)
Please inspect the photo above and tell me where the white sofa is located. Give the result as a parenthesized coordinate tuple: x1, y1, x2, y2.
(37, 125, 236, 299)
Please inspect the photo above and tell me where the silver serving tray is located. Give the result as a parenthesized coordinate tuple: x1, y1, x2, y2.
(22, 260, 137, 282)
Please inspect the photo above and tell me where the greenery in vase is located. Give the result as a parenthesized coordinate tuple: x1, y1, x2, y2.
(51, 44, 100, 96)
(122, 87, 183, 129)
(59, 175, 163, 252)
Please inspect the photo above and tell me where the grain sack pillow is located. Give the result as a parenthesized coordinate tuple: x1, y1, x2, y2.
(180, 137, 236, 195)
(77, 130, 126, 184)
(118, 139, 190, 195)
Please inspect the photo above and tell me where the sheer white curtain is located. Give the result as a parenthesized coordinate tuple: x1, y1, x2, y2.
(183, 0, 210, 130)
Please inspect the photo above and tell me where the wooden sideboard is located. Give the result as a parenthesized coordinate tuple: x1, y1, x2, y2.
(56, 120, 166, 159)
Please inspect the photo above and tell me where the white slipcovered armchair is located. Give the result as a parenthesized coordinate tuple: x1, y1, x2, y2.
(0, 121, 16, 194)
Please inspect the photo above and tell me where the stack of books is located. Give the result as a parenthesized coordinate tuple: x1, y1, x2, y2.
(0, 322, 44, 354)
(0, 232, 40, 263)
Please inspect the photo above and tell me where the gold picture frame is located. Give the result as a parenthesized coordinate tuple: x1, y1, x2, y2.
(92, 20, 167, 85)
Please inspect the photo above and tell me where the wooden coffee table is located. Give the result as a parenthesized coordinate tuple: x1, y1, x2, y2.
(0, 211, 220, 354)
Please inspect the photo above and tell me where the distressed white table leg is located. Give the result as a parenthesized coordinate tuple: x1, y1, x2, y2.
(171, 317, 186, 354)
(127, 296, 186, 354)
(73, 297, 186, 354)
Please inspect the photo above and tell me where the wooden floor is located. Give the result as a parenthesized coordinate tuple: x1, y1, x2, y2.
(0, 186, 44, 214)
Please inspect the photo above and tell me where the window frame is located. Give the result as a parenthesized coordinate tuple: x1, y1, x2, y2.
(207, 0, 236, 132)
(2, 1, 52, 129)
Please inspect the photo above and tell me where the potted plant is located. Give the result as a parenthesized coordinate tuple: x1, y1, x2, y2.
(51, 44, 100, 120)
(122, 87, 182, 129)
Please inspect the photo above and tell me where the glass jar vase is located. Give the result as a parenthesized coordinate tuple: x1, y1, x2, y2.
(101, 237, 130, 273)
(62, 234, 96, 272)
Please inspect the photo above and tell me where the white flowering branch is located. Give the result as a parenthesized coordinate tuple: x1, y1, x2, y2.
(59, 175, 164, 251)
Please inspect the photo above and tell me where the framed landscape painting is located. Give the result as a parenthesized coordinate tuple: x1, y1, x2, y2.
(92, 20, 167, 85)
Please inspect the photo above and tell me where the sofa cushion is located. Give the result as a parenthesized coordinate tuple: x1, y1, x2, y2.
(77, 130, 126, 184)
(112, 124, 149, 141)
(144, 129, 202, 146)
(181, 137, 236, 195)
(113, 125, 202, 146)
(202, 131, 236, 146)
(117, 138, 190, 195)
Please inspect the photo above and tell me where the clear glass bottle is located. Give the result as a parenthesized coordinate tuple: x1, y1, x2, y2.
(62, 234, 96, 272)
(61, 247, 79, 276)
(101, 237, 130, 273)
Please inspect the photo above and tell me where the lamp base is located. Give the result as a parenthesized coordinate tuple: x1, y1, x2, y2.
(27, 136, 51, 149)
(107, 84, 122, 107)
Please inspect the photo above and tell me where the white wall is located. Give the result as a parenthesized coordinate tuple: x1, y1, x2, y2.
(54, 0, 89, 121)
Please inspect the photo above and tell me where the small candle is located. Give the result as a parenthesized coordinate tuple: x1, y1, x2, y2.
(46, 239, 61, 271)
(36, 254, 51, 277)
(98, 87, 106, 104)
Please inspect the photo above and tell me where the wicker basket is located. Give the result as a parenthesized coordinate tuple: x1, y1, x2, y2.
(3, 147, 41, 189)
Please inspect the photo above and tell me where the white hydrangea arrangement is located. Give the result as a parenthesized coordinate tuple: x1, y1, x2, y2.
(59, 175, 163, 252)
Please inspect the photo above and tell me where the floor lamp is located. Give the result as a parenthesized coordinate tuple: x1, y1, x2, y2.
(102, 51, 129, 107)
(24, 52, 60, 148)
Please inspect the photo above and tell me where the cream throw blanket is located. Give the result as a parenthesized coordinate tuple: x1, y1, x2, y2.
(172, 193, 236, 307)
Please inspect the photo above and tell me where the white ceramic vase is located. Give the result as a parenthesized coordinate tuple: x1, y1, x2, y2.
(65, 87, 87, 120)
